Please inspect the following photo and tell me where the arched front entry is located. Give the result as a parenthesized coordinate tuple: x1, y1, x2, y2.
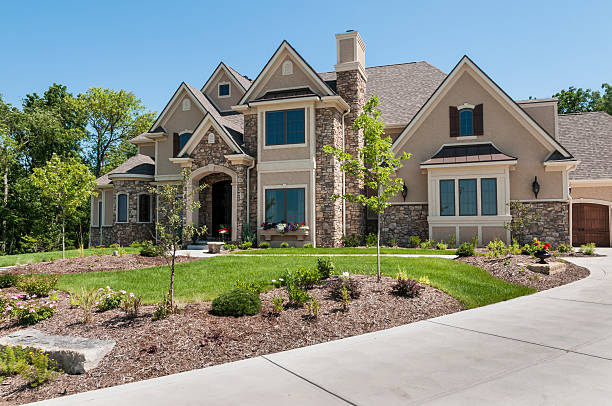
(189, 164, 238, 241)
(572, 202, 611, 247)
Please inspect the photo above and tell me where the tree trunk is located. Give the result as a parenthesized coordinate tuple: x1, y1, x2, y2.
(1, 169, 7, 254)
(169, 241, 176, 309)
(61, 215, 65, 259)
(377, 211, 381, 282)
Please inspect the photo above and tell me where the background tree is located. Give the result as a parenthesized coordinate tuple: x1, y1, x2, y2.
(324, 95, 410, 281)
(74, 88, 156, 177)
(151, 169, 206, 310)
(31, 154, 96, 258)
(554, 83, 611, 115)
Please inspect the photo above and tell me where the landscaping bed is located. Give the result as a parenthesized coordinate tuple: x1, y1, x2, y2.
(458, 255, 590, 291)
(8, 254, 200, 275)
(0, 275, 462, 405)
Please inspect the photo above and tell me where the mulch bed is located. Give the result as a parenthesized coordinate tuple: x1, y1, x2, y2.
(0, 275, 462, 405)
(9, 254, 199, 275)
(457, 254, 590, 291)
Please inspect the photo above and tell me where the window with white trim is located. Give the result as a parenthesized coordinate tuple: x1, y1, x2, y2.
(265, 109, 305, 145)
(438, 178, 498, 216)
(265, 188, 305, 223)
(117, 193, 128, 223)
(218, 83, 230, 97)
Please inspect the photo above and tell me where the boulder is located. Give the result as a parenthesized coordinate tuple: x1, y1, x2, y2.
(0, 329, 115, 374)
(527, 262, 566, 275)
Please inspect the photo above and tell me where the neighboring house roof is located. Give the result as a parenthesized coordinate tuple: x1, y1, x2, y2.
(421, 143, 517, 166)
(557, 111, 612, 180)
(96, 154, 155, 186)
(318, 62, 447, 125)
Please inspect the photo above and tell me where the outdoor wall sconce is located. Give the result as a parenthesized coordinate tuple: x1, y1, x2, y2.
(402, 181, 408, 201)
(532, 176, 540, 199)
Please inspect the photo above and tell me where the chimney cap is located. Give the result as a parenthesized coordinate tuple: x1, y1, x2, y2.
(346, 29, 355, 32)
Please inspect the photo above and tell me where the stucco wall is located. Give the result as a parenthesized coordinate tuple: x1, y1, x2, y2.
(519, 103, 557, 138)
(204, 69, 244, 112)
(138, 144, 155, 158)
(571, 185, 612, 202)
(393, 70, 565, 203)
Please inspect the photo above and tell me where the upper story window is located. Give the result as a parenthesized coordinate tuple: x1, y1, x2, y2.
(265, 109, 305, 146)
(117, 193, 128, 223)
(182, 98, 191, 111)
(265, 188, 305, 223)
(218, 83, 230, 97)
(459, 109, 473, 136)
(179, 132, 192, 150)
(450, 104, 483, 137)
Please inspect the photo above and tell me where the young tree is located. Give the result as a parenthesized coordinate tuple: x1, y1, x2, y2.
(73, 87, 156, 177)
(324, 95, 410, 281)
(30, 154, 96, 258)
(150, 168, 207, 310)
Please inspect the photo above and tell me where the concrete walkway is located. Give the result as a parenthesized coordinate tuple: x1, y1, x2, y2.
(29, 251, 612, 405)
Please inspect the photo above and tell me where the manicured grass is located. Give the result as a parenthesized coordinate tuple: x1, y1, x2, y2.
(0, 247, 141, 267)
(57, 256, 534, 309)
(232, 247, 457, 255)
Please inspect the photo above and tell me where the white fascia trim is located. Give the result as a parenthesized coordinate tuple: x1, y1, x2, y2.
(318, 95, 350, 112)
(144, 133, 167, 141)
(178, 113, 242, 156)
(155, 174, 183, 181)
(544, 160, 580, 171)
(238, 41, 335, 106)
(224, 154, 255, 166)
(107, 174, 154, 181)
(130, 136, 156, 145)
(257, 159, 315, 172)
(201, 62, 247, 94)
(420, 160, 517, 169)
(168, 157, 193, 168)
(392, 57, 571, 158)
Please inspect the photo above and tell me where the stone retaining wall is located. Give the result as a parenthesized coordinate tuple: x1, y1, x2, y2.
(380, 204, 429, 247)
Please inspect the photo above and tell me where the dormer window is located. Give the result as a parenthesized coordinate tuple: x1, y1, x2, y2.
(459, 109, 473, 136)
(218, 83, 230, 97)
(449, 104, 484, 137)
(182, 98, 191, 111)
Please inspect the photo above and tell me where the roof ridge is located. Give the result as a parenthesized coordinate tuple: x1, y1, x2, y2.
(317, 61, 429, 75)
(560, 111, 610, 116)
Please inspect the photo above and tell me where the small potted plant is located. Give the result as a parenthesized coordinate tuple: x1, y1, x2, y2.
(533, 240, 552, 264)
(219, 226, 230, 242)
(275, 222, 287, 234)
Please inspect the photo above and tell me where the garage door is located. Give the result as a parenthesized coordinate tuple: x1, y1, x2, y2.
(573, 203, 610, 247)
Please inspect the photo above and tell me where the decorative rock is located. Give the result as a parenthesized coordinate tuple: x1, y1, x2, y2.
(208, 242, 224, 254)
(0, 329, 116, 374)
(527, 262, 566, 275)
(112, 250, 119, 256)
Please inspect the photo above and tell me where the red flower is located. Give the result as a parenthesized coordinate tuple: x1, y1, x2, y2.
(544, 242, 551, 248)
(534, 242, 539, 246)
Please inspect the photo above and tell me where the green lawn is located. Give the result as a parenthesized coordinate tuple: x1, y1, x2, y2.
(0, 247, 141, 267)
(57, 256, 534, 309)
(232, 247, 457, 255)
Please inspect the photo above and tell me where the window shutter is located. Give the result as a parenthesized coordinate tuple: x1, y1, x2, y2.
(473, 104, 484, 135)
(449, 106, 459, 137)
(173, 132, 179, 157)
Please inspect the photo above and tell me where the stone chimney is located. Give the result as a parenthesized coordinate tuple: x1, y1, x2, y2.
(335, 30, 367, 238)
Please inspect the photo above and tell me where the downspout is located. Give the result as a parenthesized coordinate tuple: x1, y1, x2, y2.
(341, 108, 350, 236)
(246, 159, 256, 237)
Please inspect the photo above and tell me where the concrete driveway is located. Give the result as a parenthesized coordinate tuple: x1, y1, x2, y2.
(29, 251, 612, 405)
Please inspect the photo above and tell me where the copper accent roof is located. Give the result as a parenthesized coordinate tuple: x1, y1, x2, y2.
(421, 143, 517, 166)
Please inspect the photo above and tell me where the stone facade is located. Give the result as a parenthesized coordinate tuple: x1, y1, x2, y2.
(336, 69, 367, 238)
(315, 107, 344, 247)
(511, 201, 570, 247)
(198, 173, 232, 236)
(380, 204, 429, 247)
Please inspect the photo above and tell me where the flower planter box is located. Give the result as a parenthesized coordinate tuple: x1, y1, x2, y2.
(260, 229, 310, 241)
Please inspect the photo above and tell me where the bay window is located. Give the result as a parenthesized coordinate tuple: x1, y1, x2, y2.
(481, 178, 498, 215)
(438, 178, 498, 216)
(440, 180, 455, 216)
(265, 188, 305, 223)
(459, 179, 477, 216)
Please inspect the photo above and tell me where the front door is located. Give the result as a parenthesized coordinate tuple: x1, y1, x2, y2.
(212, 180, 232, 239)
(573, 203, 610, 247)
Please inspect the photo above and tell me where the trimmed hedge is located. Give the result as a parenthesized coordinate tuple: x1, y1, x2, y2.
(211, 288, 261, 317)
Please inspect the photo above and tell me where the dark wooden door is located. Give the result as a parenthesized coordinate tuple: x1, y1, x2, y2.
(573, 203, 610, 247)
(212, 180, 232, 238)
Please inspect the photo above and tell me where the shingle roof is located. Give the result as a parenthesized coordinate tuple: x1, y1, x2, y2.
(318, 62, 447, 125)
(96, 154, 155, 186)
(226, 65, 252, 90)
(421, 143, 517, 166)
(254, 87, 317, 101)
(557, 111, 612, 180)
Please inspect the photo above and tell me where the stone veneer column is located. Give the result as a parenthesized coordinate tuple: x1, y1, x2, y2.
(315, 108, 344, 247)
(243, 114, 258, 229)
(336, 69, 367, 239)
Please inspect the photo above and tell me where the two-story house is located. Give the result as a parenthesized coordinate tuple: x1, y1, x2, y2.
(90, 31, 612, 248)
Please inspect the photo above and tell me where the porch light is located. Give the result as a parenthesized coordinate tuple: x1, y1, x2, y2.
(532, 176, 540, 199)
(401, 181, 408, 201)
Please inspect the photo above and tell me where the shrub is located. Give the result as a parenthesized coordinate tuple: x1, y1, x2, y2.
(286, 284, 311, 307)
(14, 302, 56, 326)
(409, 236, 421, 248)
(238, 241, 252, 250)
(109, 243, 120, 249)
(122, 293, 142, 319)
(0, 273, 20, 289)
(486, 239, 508, 258)
(129, 241, 143, 248)
(509, 238, 521, 255)
(306, 298, 320, 319)
(580, 242, 596, 255)
(153, 293, 173, 320)
(436, 242, 448, 250)
(96, 286, 128, 312)
(272, 296, 284, 314)
(388, 238, 398, 248)
(417, 275, 430, 285)
(233, 280, 268, 294)
(557, 243, 573, 253)
(211, 289, 261, 317)
(391, 276, 423, 298)
(341, 233, 360, 247)
(456, 242, 475, 257)
(0, 345, 29, 376)
(280, 242, 289, 248)
(419, 239, 434, 249)
(224, 243, 238, 251)
(140, 240, 162, 257)
(316, 257, 335, 279)
(447, 234, 457, 249)
(365, 233, 377, 247)
(21, 349, 60, 387)
(17, 274, 59, 297)
(77, 288, 99, 324)
(329, 274, 361, 301)
(258, 242, 270, 249)
(303, 243, 313, 248)
(283, 266, 321, 289)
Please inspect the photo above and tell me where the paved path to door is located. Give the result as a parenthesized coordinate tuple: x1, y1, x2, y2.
(30, 251, 612, 406)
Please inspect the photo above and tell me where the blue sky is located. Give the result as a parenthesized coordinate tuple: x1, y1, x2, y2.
(1, 0, 610, 114)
